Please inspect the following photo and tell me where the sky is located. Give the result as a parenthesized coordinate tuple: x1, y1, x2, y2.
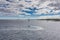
(0, 0, 60, 16)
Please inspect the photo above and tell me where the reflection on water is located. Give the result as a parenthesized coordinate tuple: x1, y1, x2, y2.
(0, 20, 60, 40)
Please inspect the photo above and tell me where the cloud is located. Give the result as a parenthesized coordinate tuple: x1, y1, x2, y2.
(0, 0, 60, 16)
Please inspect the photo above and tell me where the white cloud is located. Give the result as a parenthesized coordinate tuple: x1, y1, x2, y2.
(0, 0, 60, 16)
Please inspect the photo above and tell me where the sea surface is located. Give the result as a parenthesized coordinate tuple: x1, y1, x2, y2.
(0, 20, 60, 40)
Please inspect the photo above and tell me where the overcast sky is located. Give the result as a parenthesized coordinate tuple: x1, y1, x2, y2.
(0, 0, 60, 16)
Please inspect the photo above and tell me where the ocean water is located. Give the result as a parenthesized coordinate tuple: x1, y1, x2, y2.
(0, 20, 60, 40)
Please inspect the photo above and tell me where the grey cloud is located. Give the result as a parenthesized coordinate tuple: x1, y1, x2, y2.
(48, 2, 60, 10)
(0, 0, 60, 16)
(0, 8, 13, 13)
